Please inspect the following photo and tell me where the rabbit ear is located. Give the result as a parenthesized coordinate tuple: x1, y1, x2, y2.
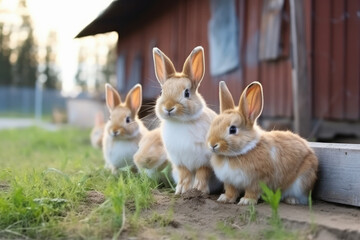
(94, 112, 104, 126)
(219, 81, 235, 113)
(125, 84, 142, 116)
(153, 47, 176, 85)
(182, 46, 205, 87)
(105, 83, 122, 111)
(238, 81, 263, 124)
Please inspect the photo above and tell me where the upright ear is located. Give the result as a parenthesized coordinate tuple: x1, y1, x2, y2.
(94, 112, 104, 126)
(219, 81, 235, 113)
(152, 47, 176, 85)
(105, 83, 121, 111)
(238, 81, 263, 124)
(125, 84, 142, 116)
(182, 46, 205, 87)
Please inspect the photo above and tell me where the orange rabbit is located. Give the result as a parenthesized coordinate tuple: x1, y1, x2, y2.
(207, 81, 318, 205)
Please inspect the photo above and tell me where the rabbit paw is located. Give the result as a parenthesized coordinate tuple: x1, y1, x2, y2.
(217, 194, 236, 203)
(238, 197, 257, 205)
(284, 197, 299, 205)
(193, 179, 210, 194)
(175, 181, 191, 195)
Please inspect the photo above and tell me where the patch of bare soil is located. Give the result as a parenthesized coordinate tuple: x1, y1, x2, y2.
(76, 190, 106, 217)
(86, 190, 106, 205)
(0, 182, 9, 192)
(121, 190, 360, 240)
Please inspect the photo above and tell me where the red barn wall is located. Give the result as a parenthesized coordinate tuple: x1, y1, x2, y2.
(116, 0, 360, 122)
(312, 0, 360, 121)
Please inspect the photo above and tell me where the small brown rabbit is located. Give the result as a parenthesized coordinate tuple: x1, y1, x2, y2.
(153, 46, 221, 195)
(133, 128, 169, 177)
(103, 83, 148, 174)
(90, 111, 105, 149)
(207, 81, 318, 205)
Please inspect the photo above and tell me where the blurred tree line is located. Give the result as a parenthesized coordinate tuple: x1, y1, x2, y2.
(0, 0, 59, 89)
(75, 37, 117, 93)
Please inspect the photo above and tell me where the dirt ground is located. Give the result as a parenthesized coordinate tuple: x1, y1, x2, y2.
(121, 190, 360, 240)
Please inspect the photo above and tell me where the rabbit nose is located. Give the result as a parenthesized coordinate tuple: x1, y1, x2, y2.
(111, 129, 121, 136)
(164, 107, 175, 115)
(210, 143, 219, 151)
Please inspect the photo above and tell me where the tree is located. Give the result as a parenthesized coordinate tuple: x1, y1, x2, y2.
(13, 0, 38, 87)
(75, 45, 88, 91)
(102, 45, 117, 85)
(0, 23, 12, 85)
(43, 31, 59, 89)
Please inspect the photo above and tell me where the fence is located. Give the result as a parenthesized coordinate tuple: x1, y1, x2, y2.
(0, 86, 67, 115)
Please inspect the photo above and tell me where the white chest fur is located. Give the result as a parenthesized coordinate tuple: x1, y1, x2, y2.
(212, 158, 249, 189)
(103, 137, 138, 168)
(161, 120, 211, 172)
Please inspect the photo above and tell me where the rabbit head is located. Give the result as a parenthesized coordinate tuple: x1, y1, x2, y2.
(153, 46, 208, 122)
(207, 81, 264, 156)
(105, 83, 143, 140)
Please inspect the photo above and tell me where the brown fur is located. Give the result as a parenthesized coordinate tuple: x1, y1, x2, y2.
(207, 81, 318, 204)
(134, 128, 168, 170)
(176, 165, 193, 192)
(224, 183, 239, 202)
(153, 46, 218, 194)
(211, 130, 318, 199)
(194, 166, 213, 193)
(90, 112, 105, 149)
(104, 84, 147, 141)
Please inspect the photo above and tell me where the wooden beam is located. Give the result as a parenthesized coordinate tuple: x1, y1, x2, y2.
(310, 142, 360, 207)
(289, 0, 311, 138)
(313, 120, 360, 140)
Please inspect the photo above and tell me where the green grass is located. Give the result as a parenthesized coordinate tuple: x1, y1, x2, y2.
(260, 182, 282, 226)
(259, 183, 299, 240)
(0, 127, 157, 239)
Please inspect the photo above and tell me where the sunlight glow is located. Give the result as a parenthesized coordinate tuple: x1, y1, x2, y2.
(25, 0, 116, 93)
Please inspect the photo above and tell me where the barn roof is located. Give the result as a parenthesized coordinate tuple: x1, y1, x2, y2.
(75, 0, 173, 38)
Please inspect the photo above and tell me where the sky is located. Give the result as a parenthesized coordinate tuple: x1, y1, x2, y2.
(1, 0, 117, 94)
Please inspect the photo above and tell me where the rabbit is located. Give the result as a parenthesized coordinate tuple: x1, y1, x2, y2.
(207, 81, 318, 205)
(102, 83, 148, 174)
(133, 127, 179, 187)
(90, 111, 105, 149)
(133, 128, 169, 178)
(153, 46, 222, 195)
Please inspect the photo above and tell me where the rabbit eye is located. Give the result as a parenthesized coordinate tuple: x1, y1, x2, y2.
(126, 116, 131, 123)
(184, 89, 190, 98)
(229, 125, 237, 135)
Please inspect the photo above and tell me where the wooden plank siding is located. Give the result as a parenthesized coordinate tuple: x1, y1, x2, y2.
(116, 0, 360, 124)
(312, 0, 360, 121)
(313, 0, 331, 120)
(345, 0, 360, 120)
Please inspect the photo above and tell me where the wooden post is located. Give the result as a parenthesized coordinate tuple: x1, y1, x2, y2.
(289, 0, 311, 138)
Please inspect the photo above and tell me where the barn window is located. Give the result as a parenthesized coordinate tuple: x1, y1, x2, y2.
(208, 0, 240, 76)
(259, 0, 285, 61)
(116, 53, 126, 92)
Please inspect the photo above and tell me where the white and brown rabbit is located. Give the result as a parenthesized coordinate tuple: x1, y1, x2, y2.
(207, 81, 318, 205)
(90, 111, 105, 149)
(153, 46, 221, 195)
(134, 128, 169, 178)
(103, 83, 148, 174)
(134, 128, 179, 187)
